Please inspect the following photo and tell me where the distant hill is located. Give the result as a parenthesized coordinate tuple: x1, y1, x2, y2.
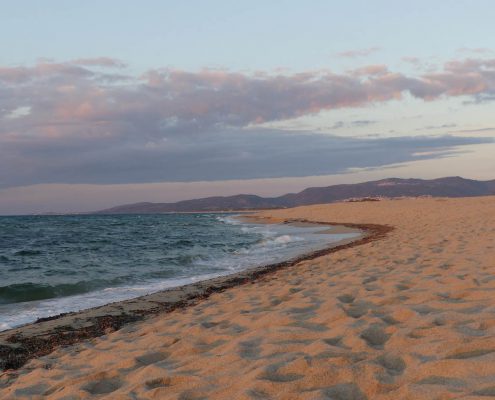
(92, 177, 495, 214)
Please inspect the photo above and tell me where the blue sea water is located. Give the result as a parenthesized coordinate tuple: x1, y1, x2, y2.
(0, 214, 359, 330)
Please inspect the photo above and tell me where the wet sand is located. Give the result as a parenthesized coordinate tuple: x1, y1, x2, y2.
(1, 196, 495, 399)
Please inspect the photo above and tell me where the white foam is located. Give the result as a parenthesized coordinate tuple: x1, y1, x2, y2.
(0, 272, 224, 331)
(0, 219, 360, 331)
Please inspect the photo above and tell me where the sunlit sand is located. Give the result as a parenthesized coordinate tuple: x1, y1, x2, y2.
(1, 196, 495, 399)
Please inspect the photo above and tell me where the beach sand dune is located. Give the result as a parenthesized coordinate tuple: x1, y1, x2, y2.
(1, 196, 495, 399)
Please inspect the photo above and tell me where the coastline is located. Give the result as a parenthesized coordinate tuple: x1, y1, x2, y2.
(3, 196, 494, 399)
(0, 220, 376, 371)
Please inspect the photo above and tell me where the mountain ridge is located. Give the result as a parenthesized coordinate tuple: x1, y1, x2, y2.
(92, 177, 495, 214)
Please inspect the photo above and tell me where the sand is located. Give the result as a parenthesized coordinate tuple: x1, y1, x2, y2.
(1, 196, 495, 399)
(0, 223, 366, 371)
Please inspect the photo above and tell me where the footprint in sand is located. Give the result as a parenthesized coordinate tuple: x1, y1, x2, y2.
(288, 320, 329, 332)
(258, 361, 305, 383)
(376, 353, 406, 375)
(178, 389, 208, 400)
(318, 383, 368, 400)
(323, 336, 346, 348)
(14, 383, 50, 397)
(360, 324, 390, 348)
(337, 294, 355, 304)
(135, 351, 170, 365)
(145, 376, 171, 389)
(344, 301, 372, 319)
(474, 386, 495, 396)
(194, 339, 227, 353)
(82, 377, 122, 395)
(238, 337, 263, 360)
(246, 388, 271, 399)
(416, 375, 466, 387)
(446, 348, 495, 359)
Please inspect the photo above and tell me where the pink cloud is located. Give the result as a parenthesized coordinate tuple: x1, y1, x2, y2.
(349, 64, 389, 77)
(337, 47, 381, 58)
(458, 47, 493, 55)
(1, 56, 495, 144)
(71, 57, 127, 68)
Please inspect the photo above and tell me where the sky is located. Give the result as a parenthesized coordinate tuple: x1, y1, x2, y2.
(1, 0, 495, 214)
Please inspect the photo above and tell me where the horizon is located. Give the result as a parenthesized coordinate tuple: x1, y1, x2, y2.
(80, 175, 495, 214)
(2, 175, 493, 216)
(2, 1, 495, 214)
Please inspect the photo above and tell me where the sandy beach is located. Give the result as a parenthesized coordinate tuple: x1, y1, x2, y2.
(1, 196, 495, 399)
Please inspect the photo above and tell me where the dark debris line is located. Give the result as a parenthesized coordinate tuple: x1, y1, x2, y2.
(0, 221, 393, 371)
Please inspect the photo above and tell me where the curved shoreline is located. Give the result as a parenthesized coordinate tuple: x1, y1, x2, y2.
(0, 220, 392, 371)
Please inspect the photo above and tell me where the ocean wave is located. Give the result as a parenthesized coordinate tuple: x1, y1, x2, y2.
(216, 215, 241, 225)
(0, 278, 130, 304)
(0, 213, 360, 330)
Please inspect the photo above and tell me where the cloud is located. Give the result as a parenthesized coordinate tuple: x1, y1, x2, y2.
(351, 120, 377, 127)
(2, 56, 495, 139)
(453, 127, 495, 134)
(330, 121, 344, 129)
(329, 120, 377, 129)
(1, 57, 495, 189)
(417, 123, 457, 131)
(458, 47, 493, 55)
(349, 64, 389, 77)
(71, 57, 127, 68)
(337, 47, 381, 58)
(0, 124, 491, 188)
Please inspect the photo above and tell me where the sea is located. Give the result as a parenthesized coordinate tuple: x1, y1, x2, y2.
(0, 214, 359, 331)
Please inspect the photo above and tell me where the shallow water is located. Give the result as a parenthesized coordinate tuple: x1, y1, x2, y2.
(0, 213, 358, 330)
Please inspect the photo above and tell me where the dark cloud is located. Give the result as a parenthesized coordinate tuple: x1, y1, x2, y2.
(351, 120, 377, 127)
(453, 127, 495, 134)
(328, 120, 377, 129)
(329, 121, 345, 129)
(1, 57, 495, 188)
(0, 126, 491, 188)
(464, 93, 495, 104)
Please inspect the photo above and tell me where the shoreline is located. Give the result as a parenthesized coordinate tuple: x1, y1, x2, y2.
(3, 197, 493, 399)
(0, 220, 391, 371)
